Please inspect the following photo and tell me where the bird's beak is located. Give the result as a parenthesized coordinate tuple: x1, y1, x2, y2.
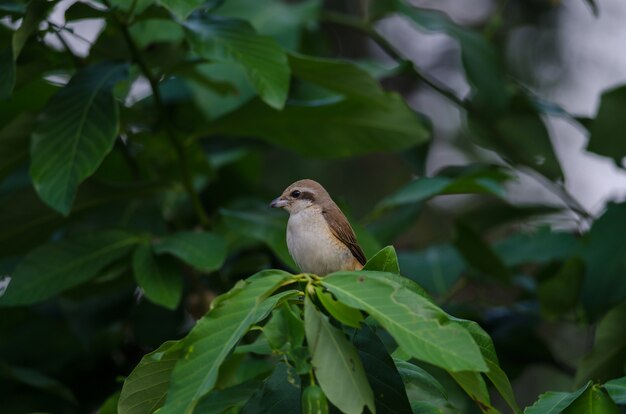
(270, 197, 288, 208)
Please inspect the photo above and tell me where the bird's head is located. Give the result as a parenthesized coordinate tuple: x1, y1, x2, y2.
(270, 179, 330, 214)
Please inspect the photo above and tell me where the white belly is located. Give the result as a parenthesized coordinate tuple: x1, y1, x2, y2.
(286, 208, 354, 275)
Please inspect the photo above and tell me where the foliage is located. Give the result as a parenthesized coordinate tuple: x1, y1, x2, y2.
(1, 0, 626, 413)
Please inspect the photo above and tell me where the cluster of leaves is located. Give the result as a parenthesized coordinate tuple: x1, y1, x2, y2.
(1, 0, 626, 413)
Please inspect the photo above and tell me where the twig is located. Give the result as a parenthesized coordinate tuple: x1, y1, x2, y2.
(107, 3, 211, 227)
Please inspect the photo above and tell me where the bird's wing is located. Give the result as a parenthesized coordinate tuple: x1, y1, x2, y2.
(322, 206, 367, 266)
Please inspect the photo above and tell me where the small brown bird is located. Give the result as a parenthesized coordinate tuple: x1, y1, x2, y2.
(270, 179, 366, 275)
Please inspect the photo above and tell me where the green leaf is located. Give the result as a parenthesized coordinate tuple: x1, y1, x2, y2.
(184, 15, 290, 109)
(30, 62, 129, 215)
(12, 0, 50, 58)
(582, 202, 626, 316)
(158, 0, 204, 20)
(388, 0, 510, 113)
(322, 271, 487, 372)
(377, 165, 510, 211)
(494, 227, 578, 267)
(132, 244, 183, 310)
(468, 97, 563, 180)
(587, 86, 626, 165)
(118, 340, 184, 414)
(449, 371, 498, 413)
(263, 303, 304, 351)
(153, 231, 227, 273)
(454, 221, 510, 281)
(575, 301, 626, 386)
(195, 379, 262, 413)
(398, 245, 464, 296)
(304, 294, 375, 414)
(352, 324, 412, 414)
(0, 47, 14, 100)
(220, 208, 297, 270)
(563, 385, 620, 414)
(395, 360, 457, 414)
(109, 0, 153, 15)
(315, 287, 363, 329)
(130, 18, 185, 48)
(210, 95, 429, 158)
(240, 363, 301, 414)
(455, 319, 520, 413)
(215, 0, 320, 50)
(524, 382, 592, 414)
(0, 230, 140, 306)
(363, 246, 400, 274)
(604, 376, 626, 405)
(159, 270, 295, 414)
(100, 391, 120, 414)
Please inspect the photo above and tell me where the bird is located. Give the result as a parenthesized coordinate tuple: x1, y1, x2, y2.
(270, 179, 366, 275)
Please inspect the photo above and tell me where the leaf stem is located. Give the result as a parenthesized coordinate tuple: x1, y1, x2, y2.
(109, 5, 211, 227)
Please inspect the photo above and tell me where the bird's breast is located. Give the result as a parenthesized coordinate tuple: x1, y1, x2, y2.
(287, 208, 357, 275)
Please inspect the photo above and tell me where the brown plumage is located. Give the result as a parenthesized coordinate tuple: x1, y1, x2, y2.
(270, 179, 366, 275)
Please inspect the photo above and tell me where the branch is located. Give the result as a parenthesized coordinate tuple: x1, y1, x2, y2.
(108, 5, 211, 227)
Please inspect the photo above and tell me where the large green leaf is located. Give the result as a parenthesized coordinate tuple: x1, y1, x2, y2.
(322, 271, 487, 372)
(563, 385, 620, 414)
(118, 341, 184, 414)
(352, 324, 412, 414)
(216, 0, 320, 50)
(524, 382, 591, 414)
(582, 202, 626, 316)
(304, 295, 375, 414)
(586, 86, 626, 165)
(132, 244, 183, 310)
(184, 15, 290, 109)
(220, 208, 296, 270)
(377, 165, 510, 211)
(363, 246, 400, 274)
(395, 360, 457, 413)
(315, 287, 363, 329)
(575, 301, 626, 386)
(30, 62, 128, 215)
(159, 271, 296, 414)
(0, 230, 140, 306)
(153, 231, 227, 273)
(158, 0, 203, 20)
(210, 95, 429, 158)
(604, 376, 626, 405)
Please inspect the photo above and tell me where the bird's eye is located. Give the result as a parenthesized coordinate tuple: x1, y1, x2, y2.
(291, 190, 301, 198)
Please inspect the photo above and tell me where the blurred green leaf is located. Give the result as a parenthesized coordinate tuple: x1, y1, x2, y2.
(153, 231, 227, 273)
(0, 47, 14, 100)
(216, 0, 320, 50)
(587, 85, 626, 166)
(0, 113, 34, 181)
(322, 271, 487, 372)
(524, 382, 591, 414)
(130, 18, 185, 48)
(30, 62, 129, 215)
(158, 0, 203, 20)
(398, 245, 464, 295)
(494, 227, 578, 267)
(563, 384, 620, 414)
(581, 202, 626, 316)
(0, 362, 76, 403)
(377, 165, 510, 211)
(0, 1, 26, 14)
(118, 340, 183, 414)
(195, 379, 262, 413)
(538, 257, 584, 317)
(387, 0, 510, 113)
(363, 245, 400, 274)
(468, 96, 563, 180)
(12, 0, 50, 58)
(99, 390, 120, 414)
(604, 376, 626, 405)
(132, 244, 183, 310)
(454, 221, 510, 282)
(240, 363, 300, 414)
(220, 208, 297, 270)
(304, 294, 375, 414)
(110, 0, 153, 15)
(395, 359, 457, 414)
(184, 15, 290, 109)
(575, 301, 626, 386)
(352, 324, 412, 414)
(0, 230, 140, 306)
(159, 271, 295, 414)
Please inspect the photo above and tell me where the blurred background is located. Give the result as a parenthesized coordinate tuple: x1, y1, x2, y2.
(1, 0, 626, 412)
